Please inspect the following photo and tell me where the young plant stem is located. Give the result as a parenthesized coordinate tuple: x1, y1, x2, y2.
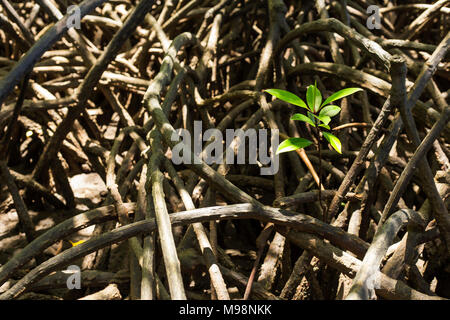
(316, 127, 326, 222)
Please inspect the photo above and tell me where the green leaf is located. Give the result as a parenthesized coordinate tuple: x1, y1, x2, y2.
(323, 132, 342, 154)
(310, 112, 331, 125)
(319, 105, 341, 118)
(306, 83, 322, 112)
(319, 123, 330, 130)
(317, 114, 331, 125)
(276, 137, 313, 154)
(321, 88, 363, 108)
(291, 113, 316, 127)
(264, 89, 308, 110)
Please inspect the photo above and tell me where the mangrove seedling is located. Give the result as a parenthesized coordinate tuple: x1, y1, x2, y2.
(265, 83, 362, 221)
